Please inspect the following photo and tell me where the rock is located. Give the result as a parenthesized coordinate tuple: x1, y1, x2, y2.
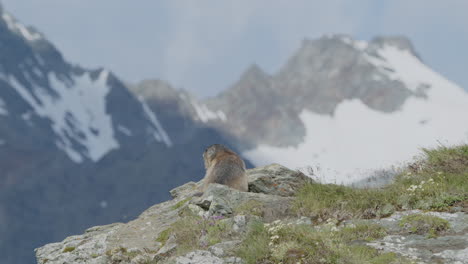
(194, 183, 293, 221)
(35, 163, 467, 264)
(247, 163, 314, 196)
(233, 215, 247, 232)
(224, 257, 244, 264)
(195, 195, 214, 210)
(434, 248, 468, 264)
(175, 250, 224, 264)
(157, 235, 177, 255)
(295, 216, 312, 225)
(209, 245, 224, 257)
(35, 164, 299, 263)
(209, 240, 242, 257)
(170, 182, 199, 198)
(35, 223, 122, 264)
(363, 210, 468, 264)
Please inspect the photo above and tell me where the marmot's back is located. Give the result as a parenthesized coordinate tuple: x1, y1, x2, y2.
(202, 144, 248, 192)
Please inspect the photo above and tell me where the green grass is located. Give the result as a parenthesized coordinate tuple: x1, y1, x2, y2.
(236, 220, 409, 264)
(234, 200, 264, 217)
(155, 228, 172, 244)
(338, 223, 387, 242)
(158, 214, 232, 255)
(62, 246, 75, 253)
(399, 214, 450, 238)
(295, 145, 468, 220)
(172, 198, 191, 210)
(236, 220, 270, 264)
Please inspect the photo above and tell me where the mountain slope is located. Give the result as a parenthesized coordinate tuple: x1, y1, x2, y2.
(203, 35, 468, 183)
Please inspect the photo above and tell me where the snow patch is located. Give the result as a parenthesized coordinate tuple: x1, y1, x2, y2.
(340, 36, 367, 51)
(244, 60, 468, 184)
(2, 13, 42, 41)
(32, 67, 43, 78)
(364, 44, 456, 96)
(35, 54, 45, 66)
(117, 125, 133, 136)
(6, 70, 119, 163)
(138, 96, 172, 147)
(191, 100, 227, 122)
(0, 98, 8, 115)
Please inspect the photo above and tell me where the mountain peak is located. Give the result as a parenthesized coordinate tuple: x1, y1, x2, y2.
(0, 10, 44, 42)
(239, 63, 269, 83)
(370, 35, 419, 57)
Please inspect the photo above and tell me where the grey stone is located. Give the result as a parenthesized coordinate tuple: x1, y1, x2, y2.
(170, 182, 200, 198)
(363, 210, 468, 264)
(247, 163, 314, 196)
(198, 183, 293, 221)
(175, 250, 224, 264)
(157, 235, 177, 255)
(209, 241, 242, 257)
(223, 257, 244, 264)
(233, 215, 247, 232)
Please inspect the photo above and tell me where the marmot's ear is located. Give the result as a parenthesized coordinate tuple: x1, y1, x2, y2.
(206, 145, 217, 158)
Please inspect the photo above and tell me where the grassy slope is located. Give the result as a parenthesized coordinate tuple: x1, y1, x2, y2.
(295, 145, 468, 220)
(237, 144, 468, 264)
(142, 145, 467, 264)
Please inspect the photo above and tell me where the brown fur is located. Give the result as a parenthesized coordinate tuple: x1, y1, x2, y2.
(201, 144, 248, 192)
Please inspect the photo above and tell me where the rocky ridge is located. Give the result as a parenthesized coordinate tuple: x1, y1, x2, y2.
(35, 163, 468, 264)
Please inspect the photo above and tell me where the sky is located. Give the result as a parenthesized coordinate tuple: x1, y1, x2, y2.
(2, 0, 468, 97)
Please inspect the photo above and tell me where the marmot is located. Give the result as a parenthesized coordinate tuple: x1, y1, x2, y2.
(201, 144, 248, 192)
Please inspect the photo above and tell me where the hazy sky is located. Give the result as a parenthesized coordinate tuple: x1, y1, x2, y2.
(2, 1, 468, 97)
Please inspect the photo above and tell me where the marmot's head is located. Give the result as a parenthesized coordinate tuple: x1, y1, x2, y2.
(203, 144, 229, 168)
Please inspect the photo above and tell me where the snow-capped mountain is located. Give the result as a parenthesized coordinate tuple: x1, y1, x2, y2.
(201, 35, 468, 183)
(0, 9, 172, 164)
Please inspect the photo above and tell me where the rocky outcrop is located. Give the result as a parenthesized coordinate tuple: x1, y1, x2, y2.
(35, 164, 467, 264)
(363, 210, 468, 263)
(35, 164, 312, 264)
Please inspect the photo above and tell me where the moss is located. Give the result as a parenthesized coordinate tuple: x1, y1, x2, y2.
(234, 200, 264, 217)
(172, 198, 191, 210)
(155, 228, 172, 244)
(62, 246, 75, 253)
(399, 214, 450, 238)
(90, 253, 99, 258)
